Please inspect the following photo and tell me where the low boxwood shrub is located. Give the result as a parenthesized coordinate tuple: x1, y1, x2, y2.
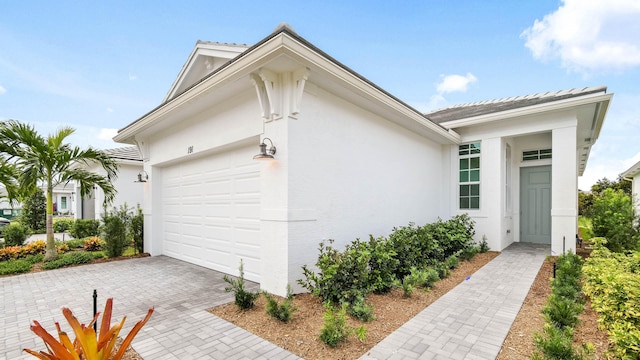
(3, 223, 29, 247)
(0, 259, 32, 275)
(65, 238, 85, 249)
(346, 295, 375, 322)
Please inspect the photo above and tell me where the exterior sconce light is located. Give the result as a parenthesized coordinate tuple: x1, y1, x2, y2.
(135, 170, 149, 183)
(253, 138, 276, 160)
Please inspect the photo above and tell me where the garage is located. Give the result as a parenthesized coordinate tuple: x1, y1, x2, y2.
(160, 143, 262, 282)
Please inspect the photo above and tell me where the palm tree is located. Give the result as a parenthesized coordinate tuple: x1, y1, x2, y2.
(0, 120, 118, 260)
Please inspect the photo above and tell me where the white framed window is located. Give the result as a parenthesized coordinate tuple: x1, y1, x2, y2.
(61, 196, 67, 210)
(459, 142, 480, 210)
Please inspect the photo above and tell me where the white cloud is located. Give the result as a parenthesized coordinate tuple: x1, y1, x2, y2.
(98, 128, 118, 141)
(129, 74, 137, 81)
(436, 73, 477, 94)
(0, 85, 6, 95)
(521, 0, 640, 74)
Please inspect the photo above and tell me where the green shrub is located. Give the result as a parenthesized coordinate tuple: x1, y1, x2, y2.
(41, 252, 94, 270)
(533, 325, 588, 360)
(458, 246, 479, 260)
(19, 188, 46, 233)
(53, 218, 74, 233)
(131, 206, 144, 254)
(65, 238, 85, 249)
(102, 214, 126, 258)
(419, 267, 440, 288)
(223, 259, 259, 310)
(0, 259, 32, 275)
(367, 235, 398, 294)
(24, 253, 44, 264)
(543, 294, 583, 329)
(582, 239, 640, 359)
(445, 255, 459, 269)
(434, 262, 450, 279)
(318, 304, 366, 348)
(346, 296, 375, 322)
(3, 223, 30, 246)
(298, 239, 371, 305)
(70, 219, 100, 239)
(479, 235, 490, 253)
(590, 188, 639, 252)
(264, 285, 296, 323)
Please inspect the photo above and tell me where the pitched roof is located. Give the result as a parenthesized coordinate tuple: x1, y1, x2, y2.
(426, 86, 608, 124)
(102, 146, 142, 161)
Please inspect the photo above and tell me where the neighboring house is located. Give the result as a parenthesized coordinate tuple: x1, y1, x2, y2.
(73, 146, 144, 220)
(621, 160, 640, 214)
(0, 188, 20, 220)
(50, 183, 75, 215)
(114, 25, 612, 295)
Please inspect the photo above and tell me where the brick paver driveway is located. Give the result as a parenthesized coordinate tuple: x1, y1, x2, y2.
(0, 256, 299, 360)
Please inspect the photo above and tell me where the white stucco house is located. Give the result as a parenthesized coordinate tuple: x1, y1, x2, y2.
(621, 161, 640, 214)
(114, 24, 612, 295)
(73, 146, 144, 220)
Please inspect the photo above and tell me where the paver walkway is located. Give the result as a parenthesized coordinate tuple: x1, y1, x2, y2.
(0, 256, 300, 360)
(360, 242, 548, 359)
(2, 243, 547, 360)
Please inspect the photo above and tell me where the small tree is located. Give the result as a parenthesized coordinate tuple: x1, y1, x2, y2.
(591, 188, 639, 252)
(20, 188, 46, 233)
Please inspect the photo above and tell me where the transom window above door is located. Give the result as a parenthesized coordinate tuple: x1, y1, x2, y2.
(522, 148, 552, 161)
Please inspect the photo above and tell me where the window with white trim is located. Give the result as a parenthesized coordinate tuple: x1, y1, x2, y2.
(459, 142, 480, 209)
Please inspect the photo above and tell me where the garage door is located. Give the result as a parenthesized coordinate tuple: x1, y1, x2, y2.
(161, 143, 261, 282)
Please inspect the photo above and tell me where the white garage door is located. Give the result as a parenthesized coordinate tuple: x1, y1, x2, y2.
(161, 144, 261, 282)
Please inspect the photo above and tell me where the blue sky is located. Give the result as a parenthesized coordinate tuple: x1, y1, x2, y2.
(1, 0, 639, 190)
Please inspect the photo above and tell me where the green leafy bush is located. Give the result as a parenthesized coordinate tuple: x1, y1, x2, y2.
(582, 239, 640, 359)
(0, 259, 32, 275)
(41, 252, 94, 270)
(299, 239, 371, 305)
(24, 253, 44, 264)
(445, 255, 459, 269)
(533, 325, 590, 360)
(3, 223, 29, 246)
(367, 235, 398, 294)
(319, 304, 366, 348)
(419, 267, 440, 288)
(70, 219, 100, 239)
(590, 188, 639, 252)
(223, 259, 259, 310)
(53, 218, 74, 233)
(264, 285, 296, 323)
(479, 235, 490, 253)
(543, 294, 583, 329)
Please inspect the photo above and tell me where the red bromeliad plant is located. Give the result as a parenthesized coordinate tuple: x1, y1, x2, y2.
(24, 298, 153, 360)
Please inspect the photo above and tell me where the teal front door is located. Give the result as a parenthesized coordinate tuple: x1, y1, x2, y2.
(520, 166, 551, 244)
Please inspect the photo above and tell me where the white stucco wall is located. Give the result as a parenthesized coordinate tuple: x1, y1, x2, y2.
(76, 161, 144, 219)
(260, 84, 451, 294)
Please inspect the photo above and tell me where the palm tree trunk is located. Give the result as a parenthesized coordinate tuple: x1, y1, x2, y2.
(44, 186, 57, 261)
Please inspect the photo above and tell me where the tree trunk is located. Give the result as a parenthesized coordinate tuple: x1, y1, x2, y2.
(44, 185, 58, 261)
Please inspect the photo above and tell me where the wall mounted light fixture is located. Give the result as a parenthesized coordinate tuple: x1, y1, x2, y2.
(253, 137, 276, 160)
(135, 170, 149, 183)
